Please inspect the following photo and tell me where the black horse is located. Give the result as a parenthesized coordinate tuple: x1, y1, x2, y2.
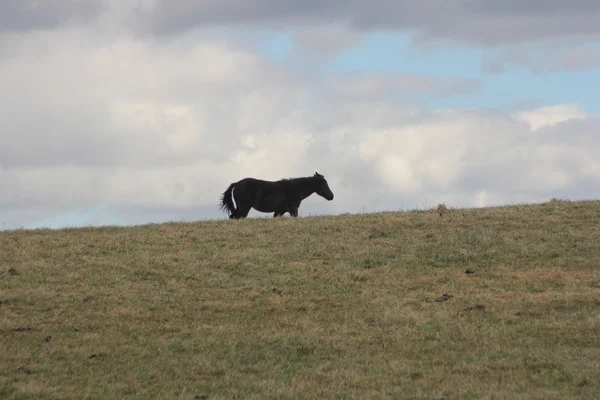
(219, 172, 334, 219)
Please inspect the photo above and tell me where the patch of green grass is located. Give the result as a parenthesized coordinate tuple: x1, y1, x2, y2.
(1, 200, 599, 399)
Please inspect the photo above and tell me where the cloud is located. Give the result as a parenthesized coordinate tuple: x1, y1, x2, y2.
(560, 47, 600, 70)
(0, 28, 281, 169)
(292, 25, 363, 57)
(137, 0, 600, 46)
(328, 72, 479, 99)
(483, 46, 600, 74)
(514, 104, 588, 130)
(356, 107, 600, 211)
(0, 0, 106, 32)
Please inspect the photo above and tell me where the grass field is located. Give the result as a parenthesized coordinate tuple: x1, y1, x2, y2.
(1, 199, 599, 399)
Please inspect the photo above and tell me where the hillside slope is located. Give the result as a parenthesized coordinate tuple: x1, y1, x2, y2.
(1, 200, 599, 399)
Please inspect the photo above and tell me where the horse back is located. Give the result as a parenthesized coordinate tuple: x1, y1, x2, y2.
(236, 177, 281, 188)
(235, 177, 285, 195)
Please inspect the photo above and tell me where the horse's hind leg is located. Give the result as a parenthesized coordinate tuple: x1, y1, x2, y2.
(231, 186, 252, 219)
(230, 200, 251, 219)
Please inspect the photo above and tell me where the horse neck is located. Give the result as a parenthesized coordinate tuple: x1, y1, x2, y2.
(291, 178, 317, 200)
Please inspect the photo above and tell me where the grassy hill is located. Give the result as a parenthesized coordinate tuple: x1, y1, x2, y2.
(1, 199, 599, 399)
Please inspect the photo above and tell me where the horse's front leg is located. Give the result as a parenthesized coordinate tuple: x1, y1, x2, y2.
(270, 193, 288, 217)
(288, 202, 299, 217)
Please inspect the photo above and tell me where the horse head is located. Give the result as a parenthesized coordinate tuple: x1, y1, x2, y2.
(313, 171, 334, 201)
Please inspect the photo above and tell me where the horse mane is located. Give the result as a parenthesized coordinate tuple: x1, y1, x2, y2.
(278, 176, 315, 186)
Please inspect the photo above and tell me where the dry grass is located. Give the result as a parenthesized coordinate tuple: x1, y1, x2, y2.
(1, 199, 599, 399)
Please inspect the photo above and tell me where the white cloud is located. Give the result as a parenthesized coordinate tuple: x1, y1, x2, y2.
(0, 28, 288, 169)
(515, 104, 588, 131)
(338, 106, 600, 209)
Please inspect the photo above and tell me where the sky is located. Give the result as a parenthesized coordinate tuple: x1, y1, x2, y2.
(1, 0, 600, 229)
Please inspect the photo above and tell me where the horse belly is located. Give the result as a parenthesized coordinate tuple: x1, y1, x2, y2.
(254, 192, 286, 213)
(253, 204, 275, 213)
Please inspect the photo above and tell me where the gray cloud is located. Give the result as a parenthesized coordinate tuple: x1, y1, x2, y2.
(483, 46, 600, 74)
(558, 47, 600, 70)
(2, 1, 599, 47)
(0, 0, 106, 32)
(292, 25, 363, 57)
(138, 0, 600, 46)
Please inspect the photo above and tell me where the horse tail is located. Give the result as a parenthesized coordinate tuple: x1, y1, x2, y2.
(219, 183, 236, 217)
